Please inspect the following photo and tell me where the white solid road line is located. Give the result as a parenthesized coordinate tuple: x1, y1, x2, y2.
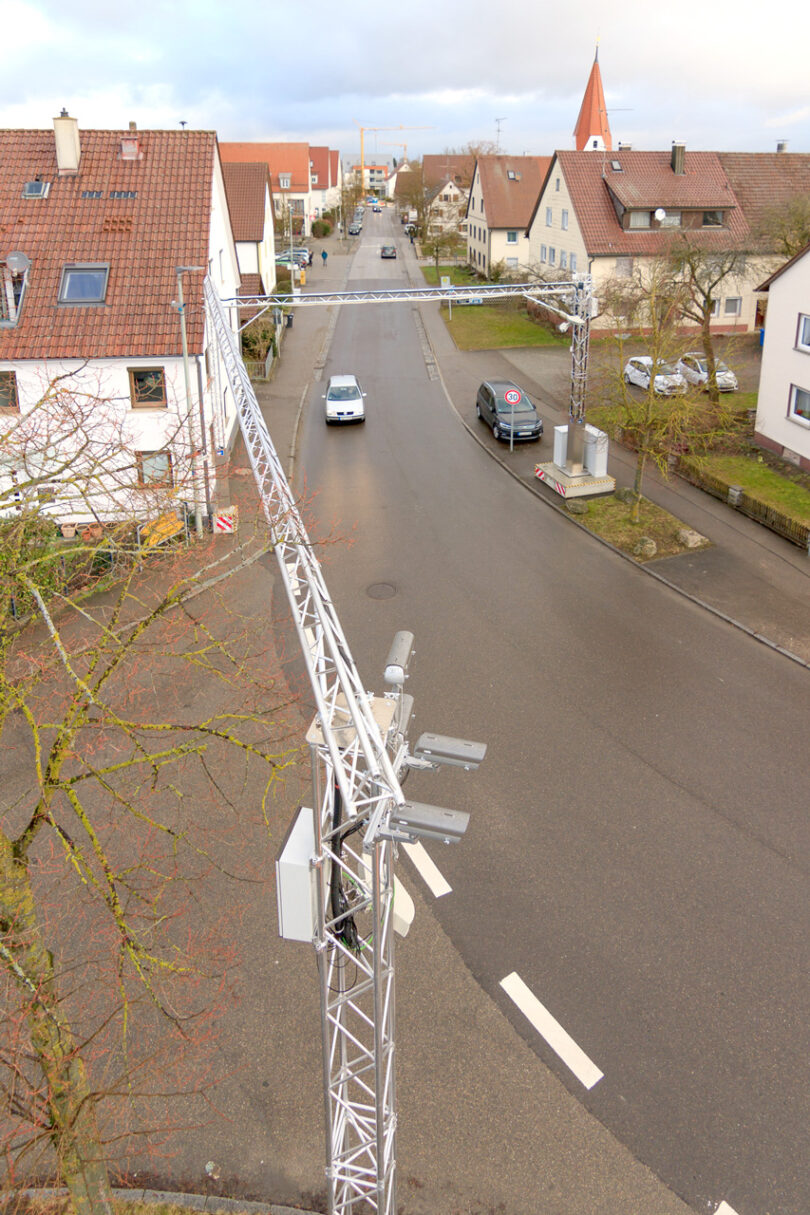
(500, 971, 604, 1090)
(715, 1204, 741, 1215)
(402, 840, 452, 898)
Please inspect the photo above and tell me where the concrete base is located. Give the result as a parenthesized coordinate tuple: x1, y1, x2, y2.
(535, 461, 616, 499)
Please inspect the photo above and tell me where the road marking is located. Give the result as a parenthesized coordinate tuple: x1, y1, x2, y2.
(500, 971, 604, 1090)
(402, 840, 451, 897)
(715, 1204, 741, 1215)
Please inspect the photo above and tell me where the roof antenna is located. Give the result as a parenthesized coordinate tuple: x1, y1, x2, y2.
(495, 117, 506, 152)
(179, 120, 188, 129)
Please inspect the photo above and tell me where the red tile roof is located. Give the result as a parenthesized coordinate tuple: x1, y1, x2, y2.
(0, 127, 216, 359)
(219, 141, 311, 192)
(717, 153, 810, 236)
(309, 145, 330, 187)
(477, 155, 552, 229)
(423, 154, 475, 189)
(329, 149, 339, 187)
(222, 161, 271, 241)
(574, 51, 612, 151)
(547, 149, 750, 255)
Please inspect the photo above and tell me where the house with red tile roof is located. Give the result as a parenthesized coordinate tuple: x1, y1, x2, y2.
(525, 143, 810, 332)
(309, 145, 343, 218)
(465, 155, 551, 277)
(753, 244, 810, 472)
(423, 154, 475, 235)
(220, 141, 314, 237)
(222, 161, 276, 294)
(0, 113, 242, 524)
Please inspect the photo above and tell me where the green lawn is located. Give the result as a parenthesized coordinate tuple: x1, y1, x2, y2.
(421, 263, 479, 285)
(692, 453, 810, 523)
(444, 304, 568, 350)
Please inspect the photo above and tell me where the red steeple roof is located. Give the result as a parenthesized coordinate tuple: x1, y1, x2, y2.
(573, 48, 612, 152)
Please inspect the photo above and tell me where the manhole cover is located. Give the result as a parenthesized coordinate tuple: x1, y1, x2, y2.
(367, 582, 397, 600)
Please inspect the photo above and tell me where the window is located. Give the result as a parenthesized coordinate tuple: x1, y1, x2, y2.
(710, 299, 720, 317)
(659, 210, 682, 228)
(507, 170, 516, 180)
(59, 264, 109, 304)
(615, 256, 633, 277)
(311, 173, 318, 184)
(506, 230, 517, 244)
(1, 261, 29, 326)
(555, 178, 560, 192)
(545, 207, 553, 227)
(81, 190, 103, 199)
(789, 384, 810, 425)
(279, 174, 291, 189)
(570, 253, 577, 273)
(797, 314, 810, 352)
(109, 190, 137, 199)
(548, 247, 556, 266)
(703, 210, 724, 227)
(561, 209, 568, 231)
(0, 370, 19, 410)
(129, 367, 167, 407)
(628, 211, 651, 229)
(560, 250, 568, 269)
(136, 450, 173, 487)
(724, 297, 742, 316)
(540, 244, 547, 263)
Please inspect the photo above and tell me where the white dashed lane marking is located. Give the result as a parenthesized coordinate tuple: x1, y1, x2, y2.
(500, 971, 604, 1090)
(402, 840, 452, 897)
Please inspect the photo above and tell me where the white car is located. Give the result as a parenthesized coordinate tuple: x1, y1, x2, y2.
(323, 374, 366, 424)
(623, 356, 688, 396)
(676, 352, 739, 392)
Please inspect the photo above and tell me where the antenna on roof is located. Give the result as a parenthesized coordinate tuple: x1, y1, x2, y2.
(179, 120, 188, 129)
(495, 117, 506, 152)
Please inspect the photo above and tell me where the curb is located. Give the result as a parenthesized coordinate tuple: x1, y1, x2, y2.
(18, 1189, 319, 1215)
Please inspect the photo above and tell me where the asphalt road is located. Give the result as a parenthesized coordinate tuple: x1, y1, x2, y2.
(298, 210, 810, 1215)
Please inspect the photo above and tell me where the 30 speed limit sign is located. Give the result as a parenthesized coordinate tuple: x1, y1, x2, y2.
(504, 388, 522, 405)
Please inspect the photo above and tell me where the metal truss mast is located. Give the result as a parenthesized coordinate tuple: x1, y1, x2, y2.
(205, 271, 590, 1215)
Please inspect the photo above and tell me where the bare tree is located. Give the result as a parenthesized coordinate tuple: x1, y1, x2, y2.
(756, 193, 810, 260)
(0, 385, 300, 1214)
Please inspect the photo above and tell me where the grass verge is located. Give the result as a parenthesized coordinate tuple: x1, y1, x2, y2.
(686, 453, 810, 524)
(573, 494, 709, 562)
(443, 304, 568, 350)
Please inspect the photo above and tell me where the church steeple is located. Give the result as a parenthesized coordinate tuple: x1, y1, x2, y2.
(573, 46, 612, 152)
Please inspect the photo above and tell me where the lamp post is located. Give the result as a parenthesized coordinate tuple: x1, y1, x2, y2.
(174, 266, 205, 537)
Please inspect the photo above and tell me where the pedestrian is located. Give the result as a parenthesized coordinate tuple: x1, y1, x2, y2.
(321, 249, 328, 266)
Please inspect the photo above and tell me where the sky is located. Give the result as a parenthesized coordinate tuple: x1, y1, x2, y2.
(1, 0, 808, 162)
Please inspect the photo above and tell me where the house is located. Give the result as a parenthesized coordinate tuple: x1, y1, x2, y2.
(0, 113, 242, 525)
(220, 141, 313, 238)
(349, 163, 389, 194)
(754, 243, 810, 473)
(423, 154, 475, 236)
(222, 161, 276, 295)
(309, 146, 342, 218)
(466, 155, 551, 277)
(525, 143, 810, 332)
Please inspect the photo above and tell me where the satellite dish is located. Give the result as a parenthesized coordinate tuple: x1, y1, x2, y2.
(5, 251, 31, 274)
(654, 208, 666, 222)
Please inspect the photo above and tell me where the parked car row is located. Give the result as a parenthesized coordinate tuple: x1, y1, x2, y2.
(623, 352, 739, 396)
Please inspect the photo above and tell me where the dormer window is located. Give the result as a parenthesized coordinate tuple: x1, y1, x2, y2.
(703, 210, 724, 227)
(279, 173, 291, 189)
(59, 264, 109, 304)
(628, 210, 651, 229)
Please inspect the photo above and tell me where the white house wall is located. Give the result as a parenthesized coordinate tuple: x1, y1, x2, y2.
(527, 169, 588, 280)
(755, 254, 810, 470)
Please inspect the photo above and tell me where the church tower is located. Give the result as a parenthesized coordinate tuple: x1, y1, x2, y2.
(573, 47, 612, 152)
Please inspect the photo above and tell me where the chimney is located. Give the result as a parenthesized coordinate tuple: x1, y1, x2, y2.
(671, 140, 685, 175)
(776, 140, 788, 153)
(120, 121, 141, 161)
(53, 108, 80, 175)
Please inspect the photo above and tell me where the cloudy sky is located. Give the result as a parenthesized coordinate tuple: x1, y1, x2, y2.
(1, 0, 807, 161)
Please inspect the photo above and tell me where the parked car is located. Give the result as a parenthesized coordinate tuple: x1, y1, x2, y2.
(623, 356, 688, 396)
(381, 245, 397, 259)
(475, 380, 543, 442)
(373, 204, 382, 213)
(276, 251, 308, 268)
(676, 351, 739, 392)
(323, 374, 366, 424)
(290, 246, 313, 266)
(348, 223, 362, 235)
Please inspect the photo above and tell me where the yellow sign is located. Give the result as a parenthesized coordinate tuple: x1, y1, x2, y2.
(140, 511, 185, 550)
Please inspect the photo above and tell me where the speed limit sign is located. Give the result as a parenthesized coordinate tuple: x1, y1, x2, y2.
(504, 388, 522, 405)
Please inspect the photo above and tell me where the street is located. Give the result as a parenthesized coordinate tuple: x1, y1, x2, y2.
(297, 208, 810, 1215)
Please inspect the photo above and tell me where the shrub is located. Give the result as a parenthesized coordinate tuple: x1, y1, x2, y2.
(312, 219, 332, 238)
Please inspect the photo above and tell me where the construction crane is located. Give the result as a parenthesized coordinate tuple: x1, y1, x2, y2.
(353, 123, 432, 194)
(381, 140, 410, 166)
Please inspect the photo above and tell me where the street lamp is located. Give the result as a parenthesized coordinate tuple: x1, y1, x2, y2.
(173, 266, 205, 537)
